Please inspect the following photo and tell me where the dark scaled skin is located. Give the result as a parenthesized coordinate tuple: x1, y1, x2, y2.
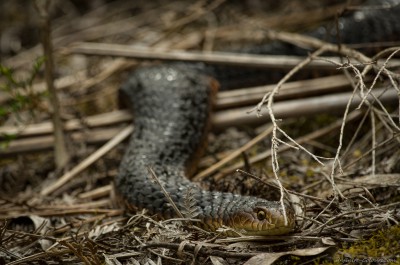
(115, 64, 295, 235)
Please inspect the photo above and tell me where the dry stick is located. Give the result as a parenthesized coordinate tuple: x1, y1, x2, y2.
(52, 214, 109, 234)
(369, 47, 400, 124)
(265, 30, 400, 80)
(146, 166, 184, 219)
(369, 50, 400, 132)
(0, 109, 131, 137)
(65, 42, 400, 70)
(216, 74, 352, 109)
(266, 29, 372, 64)
(316, 63, 395, 221)
(215, 234, 320, 244)
(323, 67, 362, 214)
(133, 236, 184, 263)
(358, 48, 400, 109)
(302, 201, 400, 237)
(78, 185, 112, 200)
(192, 125, 273, 181)
(255, 32, 398, 221)
(340, 105, 370, 162)
(1, 209, 122, 219)
(384, 70, 400, 127)
(358, 75, 400, 137)
(38, 199, 112, 210)
(143, 242, 256, 259)
(40, 125, 133, 196)
(264, 48, 327, 227)
(216, 111, 362, 180)
(243, 2, 348, 31)
(371, 111, 376, 176)
(6, 250, 71, 265)
(35, 0, 69, 169)
(339, 57, 399, 173)
(0, 200, 117, 214)
(59, 241, 92, 265)
(342, 133, 399, 172)
(213, 87, 397, 129)
(300, 216, 359, 239)
(236, 169, 329, 204)
(2, 127, 124, 156)
(321, 57, 397, 196)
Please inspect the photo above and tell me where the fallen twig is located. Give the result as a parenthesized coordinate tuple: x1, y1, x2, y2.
(65, 42, 400, 70)
(35, 0, 69, 168)
(215, 110, 362, 180)
(40, 125, 133, 196)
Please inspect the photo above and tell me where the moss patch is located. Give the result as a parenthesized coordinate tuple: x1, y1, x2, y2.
(325, 225, 400, 264)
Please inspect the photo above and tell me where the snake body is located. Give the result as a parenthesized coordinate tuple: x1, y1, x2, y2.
(116, 65, 295, 235)
(115, 1, 400, 236)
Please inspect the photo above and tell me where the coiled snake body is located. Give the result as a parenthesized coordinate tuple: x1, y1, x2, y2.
(115, 1, 400, 236)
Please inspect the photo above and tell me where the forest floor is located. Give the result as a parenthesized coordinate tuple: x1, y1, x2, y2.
(0, 0, 399, 264)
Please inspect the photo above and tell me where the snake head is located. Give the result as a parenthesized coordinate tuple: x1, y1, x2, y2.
(225, 199, 296, 236)
(200, 195, 295, 236)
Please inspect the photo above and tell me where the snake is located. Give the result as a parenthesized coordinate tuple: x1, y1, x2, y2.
(115, 1, 400, 236)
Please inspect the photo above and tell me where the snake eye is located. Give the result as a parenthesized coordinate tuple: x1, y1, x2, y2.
(257, 210, 266, 220)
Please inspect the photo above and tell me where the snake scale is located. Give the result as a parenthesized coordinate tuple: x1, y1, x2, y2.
(115, 1, 400, 235)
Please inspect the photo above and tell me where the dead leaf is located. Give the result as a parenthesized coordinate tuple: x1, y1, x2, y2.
(210, 256, 229, 265)
(244, 247, 333, 265)
(89, 223, 120, 240)
(9, 215, 53, 250)
(321, 237, 336, 246)
(28, 215, 53, 250)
